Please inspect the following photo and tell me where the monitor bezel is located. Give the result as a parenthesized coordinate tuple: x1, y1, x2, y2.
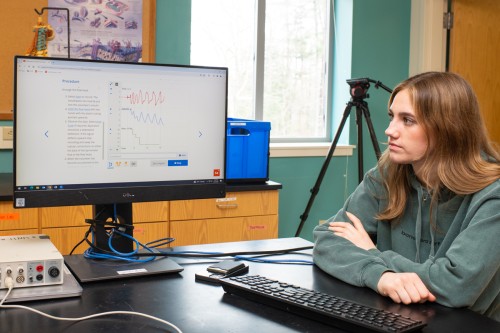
(13, 56, 228, 209)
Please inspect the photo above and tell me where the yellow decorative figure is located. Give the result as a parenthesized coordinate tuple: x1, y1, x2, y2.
(26, 17, 55, 57)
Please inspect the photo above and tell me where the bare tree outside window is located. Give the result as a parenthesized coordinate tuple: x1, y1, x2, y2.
(191, 0, 330, 141)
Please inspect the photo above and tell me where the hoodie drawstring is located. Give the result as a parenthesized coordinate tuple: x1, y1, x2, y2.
(415, 186, 424, 263)
(415, 185, 437, 262)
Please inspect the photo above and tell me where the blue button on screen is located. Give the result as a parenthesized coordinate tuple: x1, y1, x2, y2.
(168, 160, 188, 166)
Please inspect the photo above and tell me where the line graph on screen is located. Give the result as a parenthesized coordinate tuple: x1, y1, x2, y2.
(107, 81, 169, 156)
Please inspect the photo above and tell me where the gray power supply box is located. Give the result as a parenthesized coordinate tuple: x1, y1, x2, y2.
(0, 234, 64, 289)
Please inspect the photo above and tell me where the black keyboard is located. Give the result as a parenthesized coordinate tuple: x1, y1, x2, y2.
(219, 275, 426, 333)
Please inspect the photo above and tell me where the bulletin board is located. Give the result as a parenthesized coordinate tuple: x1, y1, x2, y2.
(0, 0, 156, 120)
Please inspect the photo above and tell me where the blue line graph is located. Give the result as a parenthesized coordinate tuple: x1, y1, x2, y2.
(128, 109, 165, 126)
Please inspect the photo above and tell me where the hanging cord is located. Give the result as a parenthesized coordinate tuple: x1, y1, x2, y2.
(0, 276, 182, 333)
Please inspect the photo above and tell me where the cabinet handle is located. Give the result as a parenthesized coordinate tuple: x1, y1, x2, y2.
(216, 204, 239, 209)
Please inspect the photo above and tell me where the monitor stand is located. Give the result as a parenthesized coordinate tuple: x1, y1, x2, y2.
(64, 254, 183, 283)
(64, 203, 184, 283)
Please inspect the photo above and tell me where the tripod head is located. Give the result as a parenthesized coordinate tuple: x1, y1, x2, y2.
(347, 77, 393, 101)
(347, 78, 370, 100)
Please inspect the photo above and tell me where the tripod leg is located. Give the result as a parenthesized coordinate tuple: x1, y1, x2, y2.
(295, 102, 354, 237)
(360, 102, 382, 159)
(355, 105, 364, 182)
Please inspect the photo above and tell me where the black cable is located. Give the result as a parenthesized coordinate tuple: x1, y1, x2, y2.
(69, 234, 88, 255)
(130, 245, 314, 258)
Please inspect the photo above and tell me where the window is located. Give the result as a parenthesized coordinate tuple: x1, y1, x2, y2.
(191, 0, 332, 141)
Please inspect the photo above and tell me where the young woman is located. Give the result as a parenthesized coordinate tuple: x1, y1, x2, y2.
(313, 72, 500, 321)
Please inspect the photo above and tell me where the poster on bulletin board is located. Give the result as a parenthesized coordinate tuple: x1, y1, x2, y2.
(48, 0, 143, 62)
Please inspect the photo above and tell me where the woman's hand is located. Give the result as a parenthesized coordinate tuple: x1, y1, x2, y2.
(328, 212, 436, 304)
(377, 272, 436, 304)
(328, 212, 376, 250)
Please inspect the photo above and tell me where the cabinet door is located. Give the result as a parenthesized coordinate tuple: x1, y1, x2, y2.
(41, 202, 169, 228)
(170, 191, 279, 220)
(0, 201, 38, 231)
(41, 205, 92, 228)
(170, 215, 278, 246)
(42, 226, 90, 255)
(133, 201, 169, 223)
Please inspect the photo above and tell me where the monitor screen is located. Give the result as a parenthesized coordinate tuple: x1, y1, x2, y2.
(13, 56, 227, 208)
(13, 56, 228, 281)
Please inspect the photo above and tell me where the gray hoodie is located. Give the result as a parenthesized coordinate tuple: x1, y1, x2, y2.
(313, 167, 500, 321)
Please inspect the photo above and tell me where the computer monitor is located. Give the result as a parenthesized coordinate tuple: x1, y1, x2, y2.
(13, 56, 228, 281)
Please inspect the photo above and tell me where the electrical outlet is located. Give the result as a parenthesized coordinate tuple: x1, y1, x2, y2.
(2, 127, 13, 141)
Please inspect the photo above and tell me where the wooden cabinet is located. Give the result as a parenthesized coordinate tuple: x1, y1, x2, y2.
(0, 201, 38, 235)
(170, 215, 278, 246)
(170, 191, 279, 246)
(41, 205, 93, 228)
(0, 188, 280, 255)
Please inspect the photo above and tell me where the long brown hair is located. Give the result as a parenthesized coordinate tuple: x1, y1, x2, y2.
(376, 71, 500, 221)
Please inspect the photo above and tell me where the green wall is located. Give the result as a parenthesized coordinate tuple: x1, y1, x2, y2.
(350, 0, 411, 172)
(0, 120, 12, 173)
(0, 0, 411, 242)
(155, 0, 191, 65)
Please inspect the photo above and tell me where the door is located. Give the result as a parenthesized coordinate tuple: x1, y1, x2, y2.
(448, 0, 500, 145)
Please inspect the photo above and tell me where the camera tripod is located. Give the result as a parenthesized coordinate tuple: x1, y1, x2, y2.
(295, 78, 392, 237)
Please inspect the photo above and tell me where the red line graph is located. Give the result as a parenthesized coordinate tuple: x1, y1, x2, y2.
(126, 90, 166, 106)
